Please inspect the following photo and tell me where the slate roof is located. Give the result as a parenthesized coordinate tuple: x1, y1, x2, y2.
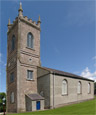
(27, 93, 44, 101)
(40, 67, 94, 82)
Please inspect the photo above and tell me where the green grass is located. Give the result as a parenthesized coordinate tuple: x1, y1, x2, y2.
(7, 98, 96, 115)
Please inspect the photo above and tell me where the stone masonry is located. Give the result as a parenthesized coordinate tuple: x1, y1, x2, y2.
(6, 3, 94, 113)
(6, 3, 41, 112)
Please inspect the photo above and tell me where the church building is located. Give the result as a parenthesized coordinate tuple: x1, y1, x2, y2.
(6, 3, 94, 113)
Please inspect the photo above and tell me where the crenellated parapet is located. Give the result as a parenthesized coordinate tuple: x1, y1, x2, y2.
(7, 2, 41, 34)
(21, 16, 41, 28)
(7, 18, 17, 34)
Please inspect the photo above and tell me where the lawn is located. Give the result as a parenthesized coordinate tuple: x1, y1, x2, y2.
(7, 98, 96, 115)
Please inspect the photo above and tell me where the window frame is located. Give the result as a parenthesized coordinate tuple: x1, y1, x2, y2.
(11, 35, 15, 51)
(10, 92, 15, 104)
(27, 32, 34, 49)
(88, 83, 91, 94)
(27, 70, 33, 80)
(62, 79, 68, 95)
(10, 72, 14, 83)
(77, 81, 82, 94)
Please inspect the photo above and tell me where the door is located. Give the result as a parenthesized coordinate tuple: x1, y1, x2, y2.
(36, 101, 40, 110)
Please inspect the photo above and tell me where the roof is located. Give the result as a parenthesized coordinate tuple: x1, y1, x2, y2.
(27, 93, 44, 101)
(39, 67, 94, 82)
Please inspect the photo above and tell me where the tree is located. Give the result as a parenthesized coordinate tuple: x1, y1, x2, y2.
(0, 92, 6, 112)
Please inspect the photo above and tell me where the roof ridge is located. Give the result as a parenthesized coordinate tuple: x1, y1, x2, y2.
(41, 66, 94, 82)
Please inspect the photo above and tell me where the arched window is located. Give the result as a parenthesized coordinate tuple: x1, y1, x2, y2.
(10, 92, 14, 103)
(77, 81, 81, 94)
(11, 35, 15, 51)
(62, 80, 68, 95)
(27, 32, 34, 48)
(88, 83, 91, 94)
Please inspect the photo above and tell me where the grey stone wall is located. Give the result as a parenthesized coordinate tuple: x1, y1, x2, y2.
(26, 96, 32, 111)
(40, 100, 44, 110)
(50, 74, 94, 108)
(37, 67, 94, 109)
(16, 18, 40, 112)
(37, 74, 50, 108)
(26, 96, 44, 111)
(7, 15, 41, 113)
(32, 101, 36, 111)
(7, 23, 18, 113)
(37, 67, 50, 78)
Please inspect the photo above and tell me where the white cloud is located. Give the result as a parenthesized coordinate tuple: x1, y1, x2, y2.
(81, 67, 96, 81)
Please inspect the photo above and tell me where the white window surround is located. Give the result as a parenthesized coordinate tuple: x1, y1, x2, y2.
(77, 81, 82, 94)
(10, 92, 14, 103)
(27, 70, 33, 80)
(62, 80, 68, 95)
(88, 83, 91, 94)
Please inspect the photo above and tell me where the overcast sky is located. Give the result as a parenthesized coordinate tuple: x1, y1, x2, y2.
(0, 0, 95, 92)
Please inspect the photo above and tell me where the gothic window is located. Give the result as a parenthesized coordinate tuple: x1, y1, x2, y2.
(10, 92, 14, 103)
(27, 32, 34, 49)
(62, 79, 68, 95)
(10, 72, 14, 83)
(88, 83, 91, 94)
(11, 35, 15, 51)
(77, 81, 82, 94)
(27, 70, 33, 80)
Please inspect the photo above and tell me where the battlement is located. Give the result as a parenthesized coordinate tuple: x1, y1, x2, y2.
(7, 16, 41, 34)
(22, 16, 40, 28)
(7, 3, 41, 34)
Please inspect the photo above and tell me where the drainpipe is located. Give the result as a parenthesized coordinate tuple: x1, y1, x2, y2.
(53, 72, 55, 109)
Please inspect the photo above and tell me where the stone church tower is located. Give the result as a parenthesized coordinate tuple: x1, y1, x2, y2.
(6, 3, 41, 112)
